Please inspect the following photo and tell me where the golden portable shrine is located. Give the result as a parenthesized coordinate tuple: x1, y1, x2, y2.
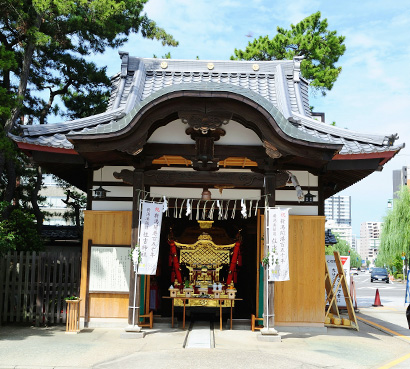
(167, 221, 242, 308)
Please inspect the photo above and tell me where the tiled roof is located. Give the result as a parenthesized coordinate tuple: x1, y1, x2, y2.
(10, 54, 403, 156)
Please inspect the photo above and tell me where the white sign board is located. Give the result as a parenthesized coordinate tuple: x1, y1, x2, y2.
(326, 255, 350, 307)
(137, 201, 164, 275)
(89, 246, 131, 292)
(265, 208, 290, 281)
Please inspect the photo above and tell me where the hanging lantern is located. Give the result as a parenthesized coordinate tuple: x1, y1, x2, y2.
(304, 172, 316, 203)
(304, 190, 316, 203)
(93, 185, 110, 199)
(93, 168, 110, 199)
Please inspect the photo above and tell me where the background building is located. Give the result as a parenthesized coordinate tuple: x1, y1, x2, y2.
(325, 195, 351, 225)
(393, 165, 410, 198)
(325, 195, 353, 246)
(359, 222, 383, 264)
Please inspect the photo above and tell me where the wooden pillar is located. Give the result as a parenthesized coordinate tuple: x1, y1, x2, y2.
(86, 168, 94, 210)
(318, 175, 325, 216)
(128, 169, 144, 325)
(264, 171, 276, 328)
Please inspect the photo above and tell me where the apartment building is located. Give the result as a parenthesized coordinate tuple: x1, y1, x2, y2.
(325, 195, 353, 246)
(359, 222, 383, 262)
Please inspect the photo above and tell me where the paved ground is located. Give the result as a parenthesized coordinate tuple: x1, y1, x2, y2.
(1, 306, 410, 369)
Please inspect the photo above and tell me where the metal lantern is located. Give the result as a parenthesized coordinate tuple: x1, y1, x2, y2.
(304, 190, 316, 203)
(93, 168, 110, 199)
(93, 185, 110, 199)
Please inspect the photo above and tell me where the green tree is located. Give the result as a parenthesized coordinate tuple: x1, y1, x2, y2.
(0, 0, 178, 252)
(231, 11, 346, 95)
(378, 186, 410, 270)
(325, 234, 361, 268)
(0, 202, 43, 253)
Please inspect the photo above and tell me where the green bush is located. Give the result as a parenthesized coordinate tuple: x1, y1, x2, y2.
(396, 274, 403, 280)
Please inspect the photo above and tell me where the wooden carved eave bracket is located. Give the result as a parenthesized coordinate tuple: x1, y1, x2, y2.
(179, 110, 232, 135)
(263, 140, 282, 159)
(178, 110, 233, 171)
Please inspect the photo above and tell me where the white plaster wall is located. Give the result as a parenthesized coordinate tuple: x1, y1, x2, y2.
(288, 171, 318, 187)
(288, 206, 318, 216)
(92, 186, 132, 197)
(93, 166, 133, 182)
(276, 190, 319, 202)
(92, 201, 133, 211)
(147, 119, 262, 146)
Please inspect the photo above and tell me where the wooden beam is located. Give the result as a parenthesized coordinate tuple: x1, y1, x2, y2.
(113, 169, 291, 189)
(326, 158, 381, 171)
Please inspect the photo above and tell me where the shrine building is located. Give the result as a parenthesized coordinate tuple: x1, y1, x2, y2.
(10, 53, 403, 331)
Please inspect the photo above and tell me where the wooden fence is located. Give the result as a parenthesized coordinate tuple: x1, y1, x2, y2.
(0, 251, 81, 326)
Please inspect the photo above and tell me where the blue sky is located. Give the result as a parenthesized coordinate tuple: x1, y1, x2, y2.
(94, 0, 410, 236)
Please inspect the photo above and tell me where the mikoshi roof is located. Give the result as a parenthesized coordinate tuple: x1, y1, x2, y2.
(10, 53, 404, 194)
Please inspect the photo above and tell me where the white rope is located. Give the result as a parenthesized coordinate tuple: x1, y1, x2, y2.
(196, 200, 200, 220)
(174, 199, 178, 218)
(248, 200, 253, 218)
(202, 201, 208, 219)
(189, 199, 193, 220)
(179, 199, 186, 218)
(224, 200, 230, 220)
(208, 201, 216, 219)
(231, 200, 237, 219)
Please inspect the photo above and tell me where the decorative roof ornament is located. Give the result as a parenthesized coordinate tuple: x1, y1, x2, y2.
(252, 64, 260, 71)
(160, 61, 168, 69)
(293, 56, 304, 82)
(207, 63, 214, 70)
(384, 133, 399, 146)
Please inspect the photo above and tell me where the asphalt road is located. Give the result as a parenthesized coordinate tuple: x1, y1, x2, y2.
(352, 271, 408, 308)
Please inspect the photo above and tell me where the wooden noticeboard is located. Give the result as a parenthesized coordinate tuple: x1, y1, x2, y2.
(88, 244, 131, 293)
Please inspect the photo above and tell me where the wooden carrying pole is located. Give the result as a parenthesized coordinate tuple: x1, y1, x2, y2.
(325, 252, 359, 331)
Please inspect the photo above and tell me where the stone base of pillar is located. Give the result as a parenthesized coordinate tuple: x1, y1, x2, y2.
(257, 327, 281, 342)
(120, 331, 146, 339)
(121, 325, 146, 339)
(124, 324, 143, 332)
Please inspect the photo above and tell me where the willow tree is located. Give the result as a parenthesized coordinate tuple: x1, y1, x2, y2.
(231, 11, 346, 96)
(378, 187, 410, 267)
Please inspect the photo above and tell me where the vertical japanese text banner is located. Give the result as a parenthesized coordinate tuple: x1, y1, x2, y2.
(266, 208, 290, 281)
(137, 201, 164, 275)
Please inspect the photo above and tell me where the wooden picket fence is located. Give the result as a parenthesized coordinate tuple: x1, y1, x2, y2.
(0, 251, 81, 326)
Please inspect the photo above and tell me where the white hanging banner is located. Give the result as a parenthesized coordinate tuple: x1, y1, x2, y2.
(137, 201, 164, 275)
(266, 208, 290, 281)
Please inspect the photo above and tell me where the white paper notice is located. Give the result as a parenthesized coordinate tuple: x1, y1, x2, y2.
(266, 208, 290, 281)
(137, 201, 164, 275)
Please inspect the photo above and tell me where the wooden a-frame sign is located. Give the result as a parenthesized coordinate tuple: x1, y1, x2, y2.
(325, 251, 359, 331)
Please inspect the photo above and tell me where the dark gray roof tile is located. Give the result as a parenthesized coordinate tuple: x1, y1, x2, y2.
(10, 55, 403, 158)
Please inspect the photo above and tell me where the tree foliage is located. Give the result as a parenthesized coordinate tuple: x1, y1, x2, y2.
(0, 0, 178, 251)
(378, 186, 410, 268)
(231, 11, 346, 95)
(325, 234, 361, 268)
(0, 202, 43, 253)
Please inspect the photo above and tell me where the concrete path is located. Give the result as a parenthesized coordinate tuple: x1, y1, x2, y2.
(1, 307, 410, 369)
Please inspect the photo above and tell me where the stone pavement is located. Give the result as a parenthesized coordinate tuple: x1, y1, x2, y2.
(1, 307, 410, 369)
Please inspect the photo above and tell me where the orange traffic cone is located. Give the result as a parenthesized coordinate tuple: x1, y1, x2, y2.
(372, 288, 383, 307)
